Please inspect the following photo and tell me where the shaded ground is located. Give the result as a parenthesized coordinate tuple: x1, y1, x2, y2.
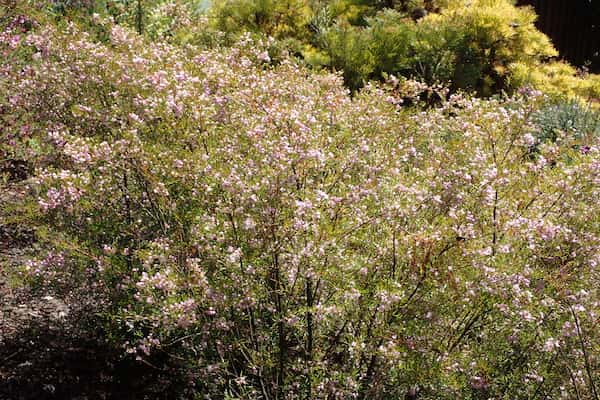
(0, 179, 193, 399)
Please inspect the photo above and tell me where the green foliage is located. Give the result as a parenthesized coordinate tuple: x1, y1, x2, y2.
(366, 10, 413, 76)
(30, 0, 600, 97)
(210, 0, 313, 40)
(323, 9, 420, 89)
(533, 99, 600, 144)
(511, 61, 600, 101)
(416, 0, 557, 95)
(321, 19, 376, 90)
(209, 0, 563, 94)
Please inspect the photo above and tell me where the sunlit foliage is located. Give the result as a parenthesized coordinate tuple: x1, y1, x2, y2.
(2, 2, 600, 399)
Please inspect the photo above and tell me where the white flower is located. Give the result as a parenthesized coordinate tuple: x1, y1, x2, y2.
(543, 337, 560, 352)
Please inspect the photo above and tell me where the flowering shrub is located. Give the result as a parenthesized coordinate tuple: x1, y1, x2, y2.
(3, 6, 600, 399)
(30, 0, 600, 98)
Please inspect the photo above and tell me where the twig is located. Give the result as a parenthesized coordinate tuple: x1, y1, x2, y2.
(1, 349, 22, 363)
(568, 302, 599, 400)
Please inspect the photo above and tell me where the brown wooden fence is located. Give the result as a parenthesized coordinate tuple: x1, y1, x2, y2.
(518, 0, 600, 72)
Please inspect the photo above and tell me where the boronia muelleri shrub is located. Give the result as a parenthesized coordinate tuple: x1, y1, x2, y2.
(2, 6, 600, 399)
